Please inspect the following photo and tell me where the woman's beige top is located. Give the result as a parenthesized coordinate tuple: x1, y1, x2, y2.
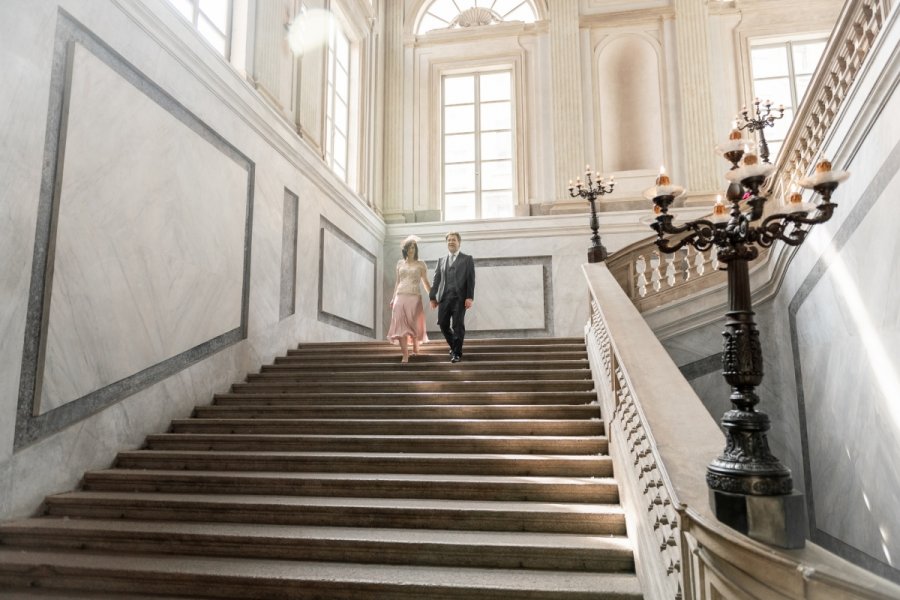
(395, 260, 427, 296)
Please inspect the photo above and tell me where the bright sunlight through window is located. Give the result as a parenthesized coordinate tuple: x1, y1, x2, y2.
(443, 70, 515, 221)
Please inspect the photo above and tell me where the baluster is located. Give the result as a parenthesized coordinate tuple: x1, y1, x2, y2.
(650, 253, 662, 292)
(665, 254, 676, 288)
(635, 255, 648, 297)
(681, 248, 692, 282)
(694, 247, 705, 276)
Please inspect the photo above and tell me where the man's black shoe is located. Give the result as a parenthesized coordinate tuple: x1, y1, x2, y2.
(450, 354, 460, 363)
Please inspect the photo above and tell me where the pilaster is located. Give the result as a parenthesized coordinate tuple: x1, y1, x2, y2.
(673, 0, 719, 193)
(549, 0, 585, 204)
(381, 0, 404, 219)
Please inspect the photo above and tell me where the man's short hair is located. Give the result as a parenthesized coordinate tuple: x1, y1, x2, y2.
(446, 231, 461, 242)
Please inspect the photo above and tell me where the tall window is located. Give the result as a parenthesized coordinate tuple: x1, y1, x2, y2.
(167, 0, 232, 57)
(326, 20, 351, 182)
(749, 37, 827, 159)
(443, 70, 514, 221)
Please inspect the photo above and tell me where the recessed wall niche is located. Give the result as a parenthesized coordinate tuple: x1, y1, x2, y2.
(596, 34, 665, 173)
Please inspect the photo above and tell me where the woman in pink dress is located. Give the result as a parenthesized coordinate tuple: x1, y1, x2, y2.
(387, 236, 431, 363)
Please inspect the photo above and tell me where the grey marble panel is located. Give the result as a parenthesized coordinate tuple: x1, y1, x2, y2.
(422, 257, 553, 338)
(789, 138, 900, 583)
(15, 11, 254, 450)
(279, 188, 299, 320)
(318, 218, 376, 337)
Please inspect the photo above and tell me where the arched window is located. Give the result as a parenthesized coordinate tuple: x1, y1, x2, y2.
(417, 0, 537, 35)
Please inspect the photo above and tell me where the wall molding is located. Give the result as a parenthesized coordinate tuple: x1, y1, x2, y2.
(317, 217, 377, 338)
(424, 256, 554, 338)
(14, 9, 255, 451)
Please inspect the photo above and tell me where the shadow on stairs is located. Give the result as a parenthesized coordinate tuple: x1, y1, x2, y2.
(0, 337, 643, 599)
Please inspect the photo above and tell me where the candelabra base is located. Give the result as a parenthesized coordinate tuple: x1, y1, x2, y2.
(709, 488, 808, 549)
(587, 245, 608, 263)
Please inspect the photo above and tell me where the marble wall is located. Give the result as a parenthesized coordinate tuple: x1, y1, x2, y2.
(319, 219, 377, 336)
(38, 39, 251, 415)
(0, 0, 384, 519)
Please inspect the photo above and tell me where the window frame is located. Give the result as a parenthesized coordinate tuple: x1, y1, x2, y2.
(747, 33, 829, 160)
(326, 19, 352, 183)
(167, 0, 233, 59)
(440, 68, 517, 221)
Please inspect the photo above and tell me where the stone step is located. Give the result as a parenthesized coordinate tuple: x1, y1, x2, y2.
(0, 549, 643, 599)
(262, 360, 589, 373)
(0, 590, 198, 600)
(0, 336, 639, 599)
(213, 391, 598, 405)
(0, 519, 633, 572)
(82, 470, 618, 503)
(296, 337, 586, 348)
(143, 433, 608, 454)
(288, 344, 588, 355)
(44, 492, 627, 535)
(229, 380, 595, 393)
(194, 404, 600, 419)
(168, 418, 605, 436)
(245, 368, 591, 382)
(114, 451, 613, 477)
(276, 350, 588, 363)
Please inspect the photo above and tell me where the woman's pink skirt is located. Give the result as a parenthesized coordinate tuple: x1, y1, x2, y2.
(387, 294, 429, 344)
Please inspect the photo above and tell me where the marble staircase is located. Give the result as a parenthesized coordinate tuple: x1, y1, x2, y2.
(0, 337, 643, 599)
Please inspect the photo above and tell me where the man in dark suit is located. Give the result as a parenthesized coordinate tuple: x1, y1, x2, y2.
(429, 231, 475, 363)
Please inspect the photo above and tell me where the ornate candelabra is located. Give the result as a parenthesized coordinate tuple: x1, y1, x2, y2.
(644, 120, 849, 548)
(735, 97, 784, 165)
(568, 166, 616, 262)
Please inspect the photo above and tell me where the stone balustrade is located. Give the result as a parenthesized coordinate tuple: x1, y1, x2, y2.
(583, 261, 900, 600)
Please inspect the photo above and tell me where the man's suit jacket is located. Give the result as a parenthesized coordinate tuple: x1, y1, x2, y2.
(430, 253, 475, 304)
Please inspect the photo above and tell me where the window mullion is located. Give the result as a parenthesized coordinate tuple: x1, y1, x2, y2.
(474, 73, 482, 220)
(786, 41, 799, 109)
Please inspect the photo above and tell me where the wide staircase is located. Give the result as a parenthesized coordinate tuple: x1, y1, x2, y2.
(0, 338, 643, 599)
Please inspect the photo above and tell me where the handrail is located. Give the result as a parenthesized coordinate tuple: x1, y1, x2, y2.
(583, 261, 900, 600)
(606, 0, 892, 313)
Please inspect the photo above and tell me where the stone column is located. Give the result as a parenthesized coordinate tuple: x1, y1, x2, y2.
(381, 0, 404, 220)
(673, 0, 719, 193)
(549, 0, 585, 205)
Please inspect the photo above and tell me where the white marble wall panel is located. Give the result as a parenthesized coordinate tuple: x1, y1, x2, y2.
(321, 227, 376, 330)
(423, 263, 546, 334)
(795, 175, 900, 570)
(38, 43, 248, 413)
